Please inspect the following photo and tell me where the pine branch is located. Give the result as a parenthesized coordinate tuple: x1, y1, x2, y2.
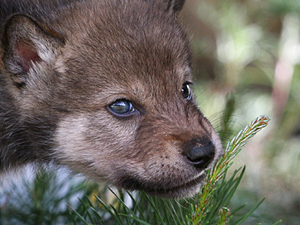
(192, 115, 270, 224)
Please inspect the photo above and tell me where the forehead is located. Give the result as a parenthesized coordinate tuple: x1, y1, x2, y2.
(64, 0, 192, 103)
(82, 38, 192, 103)
(93, 14, 188, 74)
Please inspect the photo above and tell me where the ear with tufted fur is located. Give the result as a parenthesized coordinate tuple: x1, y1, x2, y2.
(1, 14, 64, 87)
(153, 0, 186, 14)
(167, 0, 186, 13)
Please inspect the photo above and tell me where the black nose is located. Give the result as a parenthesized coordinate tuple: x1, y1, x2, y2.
(185, 139, 215, 169)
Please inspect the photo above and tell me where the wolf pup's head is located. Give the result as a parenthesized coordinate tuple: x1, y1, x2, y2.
(0, 0, 222, 198)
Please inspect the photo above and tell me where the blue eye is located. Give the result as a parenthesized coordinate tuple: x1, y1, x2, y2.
(109, 99, 134, 116)
(182, 83, 192, 100)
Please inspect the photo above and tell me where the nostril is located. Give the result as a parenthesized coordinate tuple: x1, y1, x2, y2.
(186, 141, 215, 169)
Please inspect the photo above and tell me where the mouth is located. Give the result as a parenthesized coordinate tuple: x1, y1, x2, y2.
(118, 173, 206, 198)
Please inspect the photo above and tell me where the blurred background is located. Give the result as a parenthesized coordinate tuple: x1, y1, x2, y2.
(181, 0, 300, 223)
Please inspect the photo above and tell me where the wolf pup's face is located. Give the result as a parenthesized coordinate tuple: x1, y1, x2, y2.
(0, 0, 222, 198)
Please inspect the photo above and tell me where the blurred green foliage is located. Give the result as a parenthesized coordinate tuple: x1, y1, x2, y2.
(182, 0, 300, 224)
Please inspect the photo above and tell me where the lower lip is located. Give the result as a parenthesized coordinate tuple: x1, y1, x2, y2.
(118, 172, 206, 198)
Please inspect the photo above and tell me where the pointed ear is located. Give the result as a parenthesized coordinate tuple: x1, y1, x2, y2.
(1, 14, 64, 86)
(160, 0, 185, 15)
(167, 0, 185, 13)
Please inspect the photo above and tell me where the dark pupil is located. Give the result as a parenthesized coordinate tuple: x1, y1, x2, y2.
(182, 84, 191, 99)
(110, 100, 132, 114)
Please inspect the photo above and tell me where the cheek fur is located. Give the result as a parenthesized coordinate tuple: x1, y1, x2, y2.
(54, 113, 139, 177)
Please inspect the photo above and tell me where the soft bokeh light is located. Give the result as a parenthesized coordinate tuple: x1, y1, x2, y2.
(182, 0, 300, 223)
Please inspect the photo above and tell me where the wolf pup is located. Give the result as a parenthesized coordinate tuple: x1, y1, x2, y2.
(0, 0, 222, 198)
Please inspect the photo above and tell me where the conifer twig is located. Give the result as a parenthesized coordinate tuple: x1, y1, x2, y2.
(192, 115, 270, 224)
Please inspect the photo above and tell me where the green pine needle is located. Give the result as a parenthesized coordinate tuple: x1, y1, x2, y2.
(192, 115, 270, 224)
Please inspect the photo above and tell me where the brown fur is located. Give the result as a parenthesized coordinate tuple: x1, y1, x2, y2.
(0, 0, 222, 198)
